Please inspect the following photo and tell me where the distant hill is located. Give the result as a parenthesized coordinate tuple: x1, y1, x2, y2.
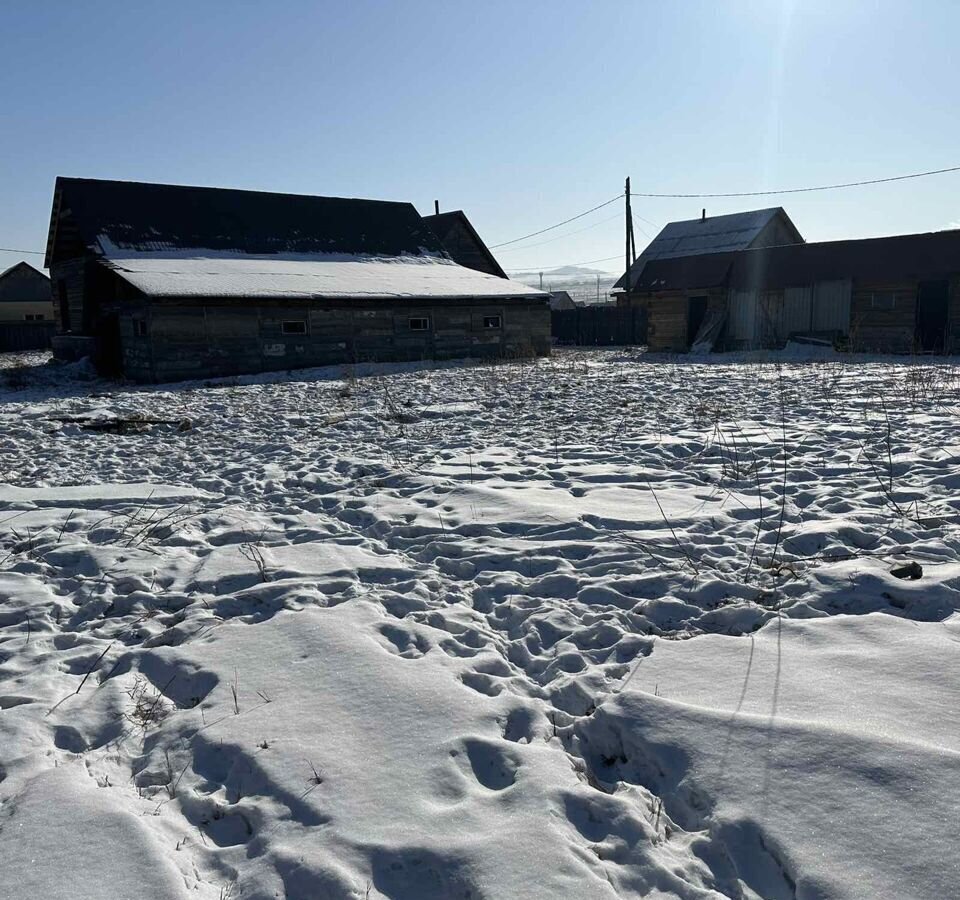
(508, 264, 615, 279)
(510, 270, 621, 306)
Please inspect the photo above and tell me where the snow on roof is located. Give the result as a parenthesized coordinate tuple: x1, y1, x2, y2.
(100, 250, 548, 301)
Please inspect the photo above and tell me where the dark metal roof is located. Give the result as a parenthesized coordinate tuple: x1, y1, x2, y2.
(730, 228, 960, 290)
(631, 253, 735, 291)
(421, 210, 508, 278)
(46, 177, 448, 267)
(626, 228, 960, 294)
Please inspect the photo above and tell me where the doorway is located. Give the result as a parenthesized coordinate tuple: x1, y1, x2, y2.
(916, 281, 949, 353)
(687, 296, 708, 346)
(97, 313, 123, 375)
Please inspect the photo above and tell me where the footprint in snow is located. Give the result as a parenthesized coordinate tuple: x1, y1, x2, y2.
(376, 623, 430, 659)
(451, 737, 520, 791)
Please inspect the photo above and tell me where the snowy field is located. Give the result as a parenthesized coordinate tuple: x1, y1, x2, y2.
(1, 347, 960, 899)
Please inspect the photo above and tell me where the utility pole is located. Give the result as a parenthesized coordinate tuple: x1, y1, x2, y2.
(624, 177, 636, 285)
(539, 271, 544, 291)
(596, 273, 600, 304)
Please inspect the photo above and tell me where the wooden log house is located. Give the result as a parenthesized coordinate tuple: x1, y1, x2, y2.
(616, 209, 960, 353)
(43, 178, 549, 382)
(614, 207, 805, 351)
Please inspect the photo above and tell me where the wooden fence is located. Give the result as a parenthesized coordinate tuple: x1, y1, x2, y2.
(0, 322, 55, 352)
(551, 306, 647, 346)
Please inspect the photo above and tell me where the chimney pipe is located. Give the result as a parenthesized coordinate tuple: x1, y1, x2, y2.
(702, 208, 706, 222)
(434, 200, 440, 215)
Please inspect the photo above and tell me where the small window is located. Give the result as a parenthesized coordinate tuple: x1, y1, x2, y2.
(35, 313, 45, 321)
(133, 318, 148, 337)
(482, 315, 502, 329)
(281, 320, 307, 335)
(871, 292, 896, 310)
(408, 317, 430, 331)
(25, 314, 35, 321)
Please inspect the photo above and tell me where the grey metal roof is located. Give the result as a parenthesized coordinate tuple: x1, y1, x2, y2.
(624, 228, 960, 294)
(642, 208, 789, 260)
(614, 207, 803, 291)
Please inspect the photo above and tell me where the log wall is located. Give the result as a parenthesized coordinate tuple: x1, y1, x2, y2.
(947, 277, 960, 353)
(120, 298, 550, 383)
(849, 281, 918, 352)
(623, 290, 724, 352)
(49, 259, 86, 333)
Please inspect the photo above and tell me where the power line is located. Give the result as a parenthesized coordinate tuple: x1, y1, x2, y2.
(492, 163, 960, 252)
(497, 211, 624, 253)
(629, 164, 960, 199)
(10, 163, 956, 267)
(505, 253, 622, 273)
(488, 194, 623, 249)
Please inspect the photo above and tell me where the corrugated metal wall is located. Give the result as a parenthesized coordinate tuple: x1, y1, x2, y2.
(783, 286, 813, 334)
(811, 279, 852, 332)
(727, 279, 852, 346)
(728, 290, 757, 343)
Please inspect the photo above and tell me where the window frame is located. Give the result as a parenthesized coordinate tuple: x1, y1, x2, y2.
(408, 316, 431, 332)
(133, 318, 148, 338)
(870, 292, 896, 310)
(482, 314, 502, 330)
(281, 319, 308, 336)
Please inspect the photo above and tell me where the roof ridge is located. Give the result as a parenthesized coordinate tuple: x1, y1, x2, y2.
(0, 260, 49, 281)
(54, 176, 414, 208)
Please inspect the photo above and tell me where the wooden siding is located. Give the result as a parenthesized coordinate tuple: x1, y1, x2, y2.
(120, 299, 550, 383)
(432, 216, 505, 278)
(850, 282, 918, 352)
(626, 291, 723, 352)
(0, 265, 50, 303)
(118, 300, 152, 380)
(948, 277, 960, 353)
(49, 258, 85, 333)
(645, 295, 688, 352)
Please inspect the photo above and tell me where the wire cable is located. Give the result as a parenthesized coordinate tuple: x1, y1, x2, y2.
(488, 195, 623, 249)
(0, 247, 45, 255)
(496, 211, 624, 253)
(629, 164, 960, 199)
(505, 253, 623, 273)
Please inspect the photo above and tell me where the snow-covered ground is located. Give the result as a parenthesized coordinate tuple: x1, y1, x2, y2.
(1, 348, 959, 899)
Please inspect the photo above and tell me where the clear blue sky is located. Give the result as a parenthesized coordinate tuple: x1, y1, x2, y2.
(2, 0, 958, 275)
